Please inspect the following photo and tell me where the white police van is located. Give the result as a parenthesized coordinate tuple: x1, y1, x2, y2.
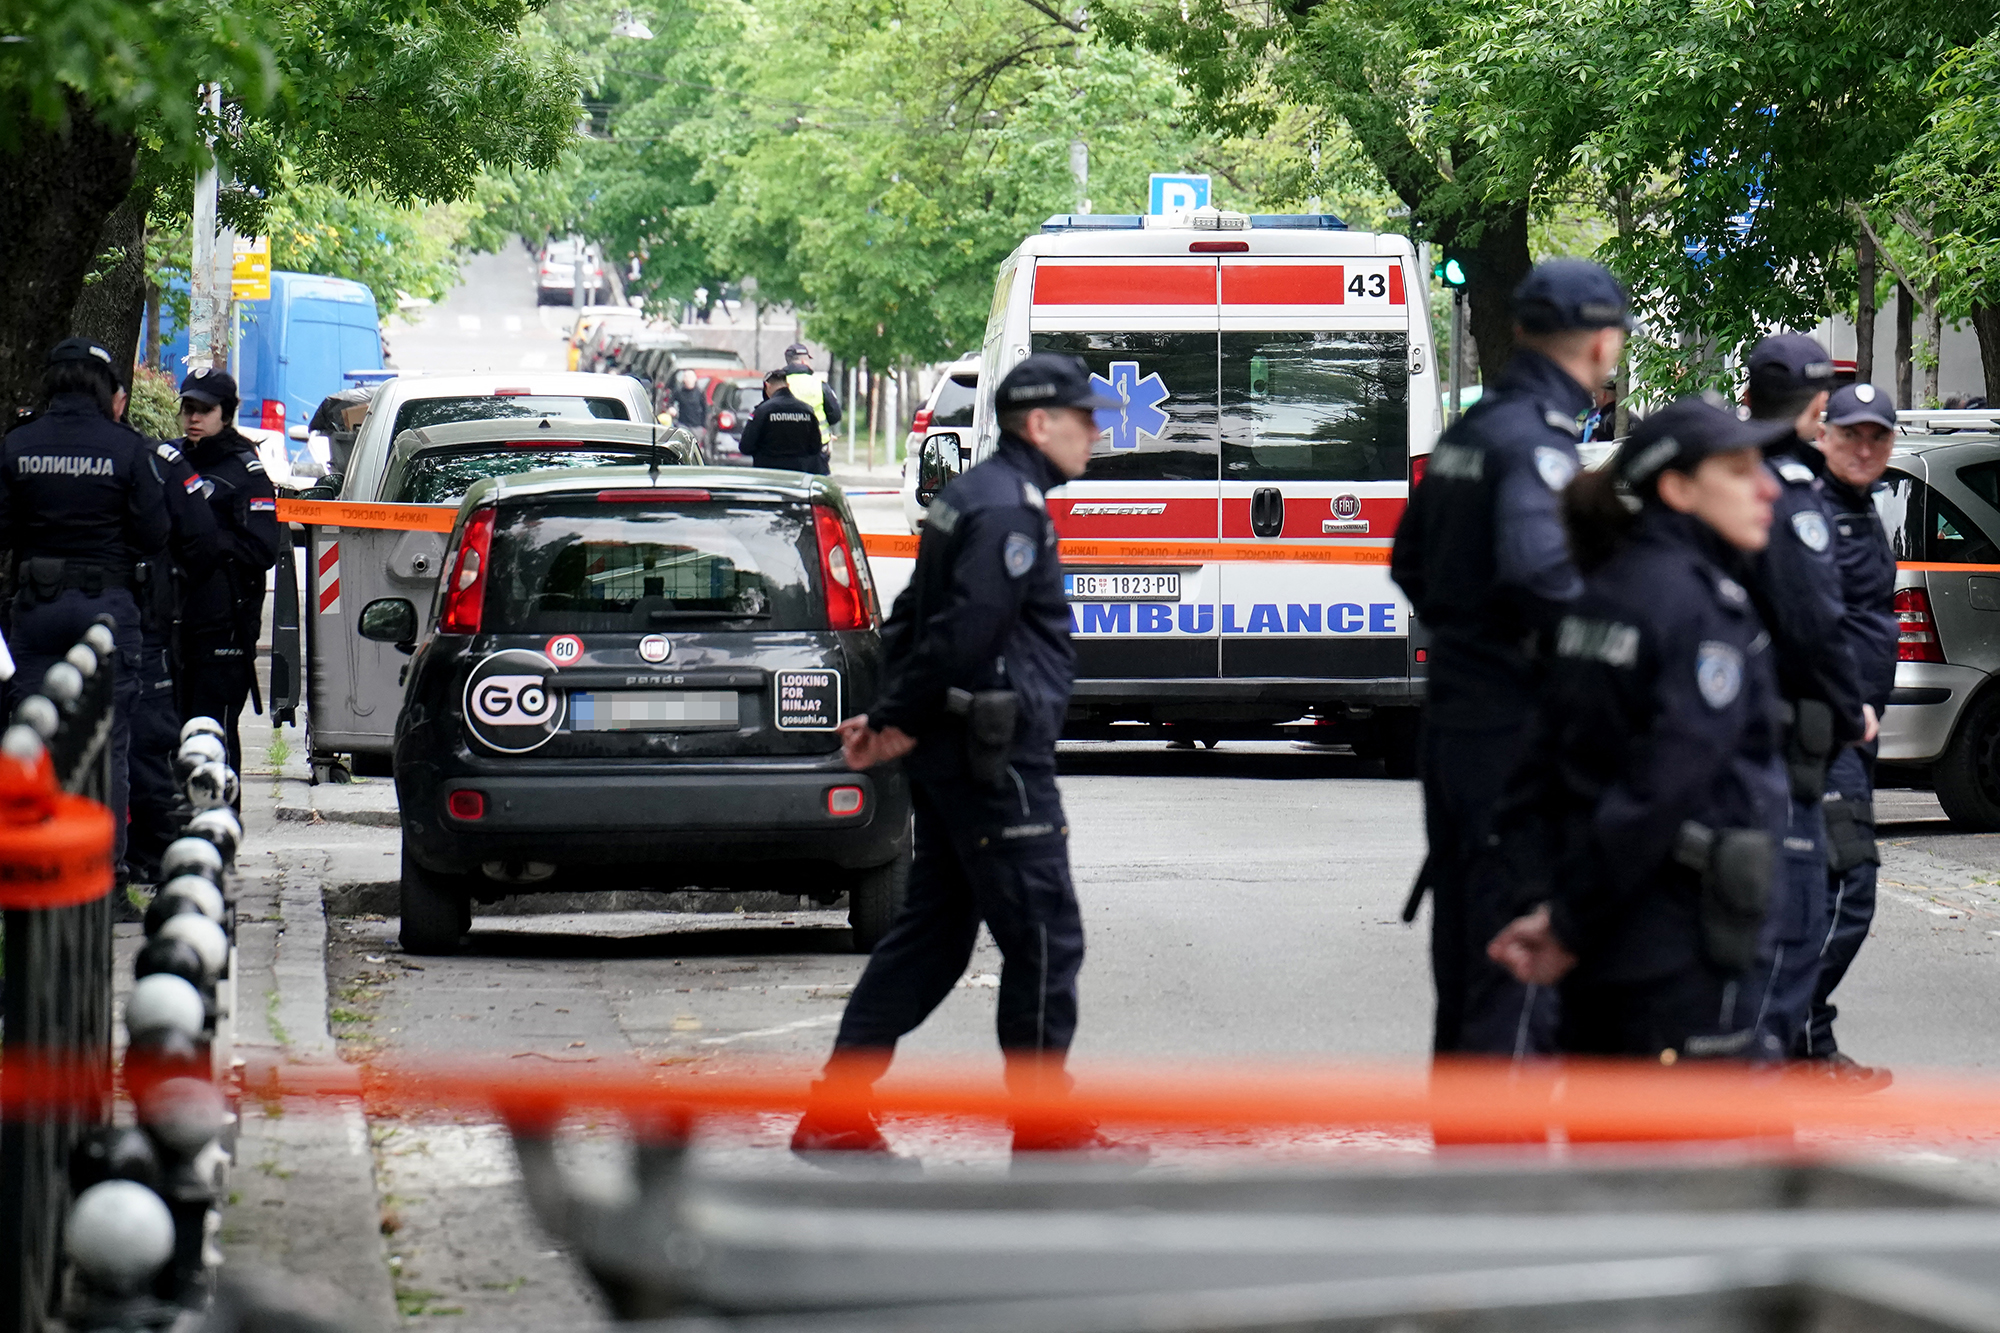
(967, 203, 1441, 768)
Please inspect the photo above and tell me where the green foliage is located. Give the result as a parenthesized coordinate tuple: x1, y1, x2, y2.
(1878, 31, 2000, 319)
(261, 174, 482, 314)
(127, 366, 183, 439)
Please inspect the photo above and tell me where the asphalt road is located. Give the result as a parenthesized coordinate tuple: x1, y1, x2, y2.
(246, 248, 2000, 1326)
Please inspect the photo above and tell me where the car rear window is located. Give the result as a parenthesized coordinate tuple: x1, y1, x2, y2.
(386, 449, 656, 505)
(393, 396, 629, 436)
(727, 385, 764, 413)
(485, 500, 820, 633)
(930, 373, 979, 427)
(1878, 468, 2000, 563)
(1220, 331, 1410, 482)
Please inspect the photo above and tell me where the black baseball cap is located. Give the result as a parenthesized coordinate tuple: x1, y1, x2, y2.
(1512, 259, 1633, 334)
(178, 367, 238, 406)
(783, 343, 811, 359)
(1825, 381, 1897, 429)
(1615, 394, 1796, 490)
(48, 338, 119, 379)
(1745, 333, 1835, 406)
(995, 353, 1124, 414)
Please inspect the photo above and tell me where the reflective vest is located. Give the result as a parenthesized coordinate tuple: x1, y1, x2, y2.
(786, 372, 829, 430)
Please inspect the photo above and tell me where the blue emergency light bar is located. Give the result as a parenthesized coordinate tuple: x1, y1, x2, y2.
(1039, 213, 1348, 233)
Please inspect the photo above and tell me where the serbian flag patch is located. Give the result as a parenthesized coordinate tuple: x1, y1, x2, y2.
(249, 497, 277, 513)
(184, 474, 204, 494)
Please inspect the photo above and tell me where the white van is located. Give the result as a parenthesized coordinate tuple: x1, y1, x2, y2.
(970, 211, 1440, 769)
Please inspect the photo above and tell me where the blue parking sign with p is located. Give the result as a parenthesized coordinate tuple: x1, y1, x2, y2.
(1149, 174, 1211, 216)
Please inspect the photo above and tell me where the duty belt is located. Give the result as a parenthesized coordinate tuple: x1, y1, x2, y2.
(19, 555, 137, 598)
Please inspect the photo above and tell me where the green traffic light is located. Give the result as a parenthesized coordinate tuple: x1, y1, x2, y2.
(1442, 257, 1467, 287)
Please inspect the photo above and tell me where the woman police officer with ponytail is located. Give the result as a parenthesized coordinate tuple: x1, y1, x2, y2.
(1486, 396, 1794, 1059)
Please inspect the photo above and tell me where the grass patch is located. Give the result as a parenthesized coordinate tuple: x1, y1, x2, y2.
(395, 1287, 464, 1317)
(265, 988, 290, 1049)
(268, 731, 291, 771)
(328, 1007, 373, 1026)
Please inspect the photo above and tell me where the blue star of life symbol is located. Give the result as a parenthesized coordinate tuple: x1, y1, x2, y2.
(1090, 361, 1170, 450)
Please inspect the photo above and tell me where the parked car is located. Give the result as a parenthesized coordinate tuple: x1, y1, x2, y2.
(608, 333, 696, 412)
(702, 374, 768, 465)
(369, 466, 910, 954)
(1874, 418, 2000, 826)
(566, 306, 643, 371)
(378, 419, 700, 506)
(235, 271, 384, 480)
(536, 238, 608, 306)
(900, 357, 980, 532)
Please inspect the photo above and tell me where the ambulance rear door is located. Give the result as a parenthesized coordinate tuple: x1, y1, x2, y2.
(1215, 247, 1416, 688)
(1026, 255, 1221, 684)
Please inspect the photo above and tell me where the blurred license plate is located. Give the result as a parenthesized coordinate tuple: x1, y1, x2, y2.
(568, 691, 739, 731)
(1065, 572, 1180, 600)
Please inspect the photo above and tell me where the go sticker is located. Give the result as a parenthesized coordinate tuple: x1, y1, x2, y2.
(545, 634, 584, 666)
(464, 650, 565, 753)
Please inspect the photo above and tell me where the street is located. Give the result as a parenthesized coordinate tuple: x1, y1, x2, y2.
(220, 250, 2000, 1328)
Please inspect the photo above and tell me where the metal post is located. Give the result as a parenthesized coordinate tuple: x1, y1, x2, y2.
(188, 84, 224, 370)
(1449, 289, 1465, 423)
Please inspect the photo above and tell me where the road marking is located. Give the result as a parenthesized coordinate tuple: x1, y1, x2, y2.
(698, 1014, 840, 1046)
(457, 315, 481, 332)
(504, 315, 522, 332)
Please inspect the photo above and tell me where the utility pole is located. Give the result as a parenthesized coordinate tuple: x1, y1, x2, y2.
(188, 83, 225, 370)
(1069, 139, 1090, 215)
(1448, 289, 1465, 423)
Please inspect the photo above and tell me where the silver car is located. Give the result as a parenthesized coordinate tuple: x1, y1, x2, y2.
(1876, 413, 2000, 825)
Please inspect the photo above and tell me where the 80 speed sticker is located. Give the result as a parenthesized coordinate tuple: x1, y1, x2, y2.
(464, 650, 566, 753)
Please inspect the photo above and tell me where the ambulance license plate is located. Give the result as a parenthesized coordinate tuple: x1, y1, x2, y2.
(568, 691, 740, 731)
(1064, 572, 1180, 601)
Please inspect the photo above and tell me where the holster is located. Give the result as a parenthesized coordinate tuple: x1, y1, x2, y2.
(946, 686, 1017, 789)
(133, 561, 175, 636)
(1673, 820, 1774, 972)
(1822, 796, 1880, 873)
(23, 556, 64, 605)
(1783, 699, 1835, 804)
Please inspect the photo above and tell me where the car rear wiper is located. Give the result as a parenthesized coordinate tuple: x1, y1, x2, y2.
(646, 608, 772, 622)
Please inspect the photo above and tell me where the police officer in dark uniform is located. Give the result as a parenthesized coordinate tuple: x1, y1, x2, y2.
(172, 368, 281, 787)
(1803, 381, 1900, 1087)
(740, 370, 828, 474)
(791, 353, 1125, 1160)
(0, 338, 172, 869)
(1737, 335, 1868, 1062)
(1489, 396, 1790, 1059)
(126, 403, 218, 879)
(1390, 258, 1631, 1056)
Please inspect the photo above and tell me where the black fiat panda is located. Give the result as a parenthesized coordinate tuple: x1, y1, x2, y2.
(364, 466, 911, 955)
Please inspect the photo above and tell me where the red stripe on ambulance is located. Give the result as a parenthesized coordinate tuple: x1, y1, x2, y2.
(1032, 265, 1215, 306)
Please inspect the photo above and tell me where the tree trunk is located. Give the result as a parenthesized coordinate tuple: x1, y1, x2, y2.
(1895, 282, 1914, 409)
(68, 183, 154, 389)
(0, 94, 139, 411)
(1970, 304, 2000, 404)
(1855, 235, 1876, 386)
(1460, 202, 1533, 388)
(1923, 281, 1943, 409)
(144, 283, 161, 375)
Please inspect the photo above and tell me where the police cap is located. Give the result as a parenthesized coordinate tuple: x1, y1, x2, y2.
(178, 367, 238, 407)
(783, 342, 811, 360)
(48, 337, 118, 371)
(995, 353, 1124, 415)
(1512, 259, 1633, 334)
(1825, 381, 1897, 429)
(1615, 394, 1795, 490)
(1745, 333, 1835, 404)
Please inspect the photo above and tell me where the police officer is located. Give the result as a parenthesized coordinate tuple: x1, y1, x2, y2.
(0, 338, 172, 870)
(173, 368, 280, 788)
(1390, 258, 1631, 1056)
(740, 369, 828, 473)
(1488, 396, 1789, 1059)
(127, 398, 218, 880)
(781, 342, 842, 435)
(791, 353, 1126, 1160)
(1803, 381, 1900, 1087)
(1737, 335, 1869, 1062)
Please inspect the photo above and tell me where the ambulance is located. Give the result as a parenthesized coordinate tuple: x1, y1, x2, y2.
(971, 207, 1440, 769)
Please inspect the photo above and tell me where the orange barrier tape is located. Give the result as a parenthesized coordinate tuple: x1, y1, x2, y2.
(1899, 562, 2000, 572)
(859, 534, 1392, 567)
(275, 498, 458, 534)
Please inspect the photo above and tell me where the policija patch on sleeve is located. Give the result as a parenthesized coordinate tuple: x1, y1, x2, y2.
(1003, 530, 1037, 579)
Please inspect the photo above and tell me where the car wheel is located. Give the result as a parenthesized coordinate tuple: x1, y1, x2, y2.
(400, 839, 473, 955)
(846, 850, 911, 954)
(1935, 690, 2000, 830)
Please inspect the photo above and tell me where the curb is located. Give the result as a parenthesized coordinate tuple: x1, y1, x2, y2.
(276, 806, 400, 829)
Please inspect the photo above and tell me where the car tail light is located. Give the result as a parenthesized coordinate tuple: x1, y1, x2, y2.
(447, 790, 486, 820)
(1189, 240, 1251, 252)
(494, 387, 532, 396)
(1896, 586, 1945, 663)
(717, 410, 736, 430)
(596, 489, 711, 503)
(439, 507, 496, 634)
(258, 399, 285, 430)
(508, 439, 584, 447)
(911, 407, 933, 434)
(1414, 647, 1428, 663)
(1410, 453, 1428, 488)
(814, 506, 872, 630)
(826, 786, 864, 816)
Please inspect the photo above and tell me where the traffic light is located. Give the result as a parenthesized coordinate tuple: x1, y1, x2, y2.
(1435, 250, 1470, 288)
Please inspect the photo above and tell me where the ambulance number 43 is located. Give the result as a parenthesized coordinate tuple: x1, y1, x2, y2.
(1348, 271, 1388, 300)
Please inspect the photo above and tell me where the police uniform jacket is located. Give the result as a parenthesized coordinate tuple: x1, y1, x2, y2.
(870, 432, 1072, 780)
(1391, 350, 1591, 727)
(143, 438, 219, 600)
(740, 388, 823, 466)
(1754, 437, 1865, 742)
(0, 392, 169, 576)
(1824, 473, 1898, 714)
(178, 426, 280, 638)
(1504, 509, 1787, 984)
